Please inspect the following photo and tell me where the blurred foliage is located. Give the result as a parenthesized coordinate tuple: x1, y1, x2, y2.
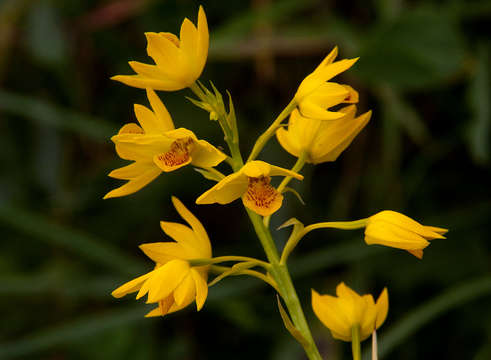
(0, 0, 490, 359)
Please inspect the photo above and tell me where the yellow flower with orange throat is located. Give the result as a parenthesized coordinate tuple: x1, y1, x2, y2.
(104, 88, 226, 199)
(312, 282, 388, 342)
(112, 6, 208, 91)
(276, 105, 371, 164)
(112, 197, 211, 317)
(196, 161, 303, 216)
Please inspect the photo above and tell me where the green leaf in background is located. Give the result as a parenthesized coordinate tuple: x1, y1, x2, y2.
(466, 44, 490, 165)
(0, 90, 116, 141)
(0, 204, 144, 276)
(24, 0, 67, 67)
(358, 7, 465, 90)
(0, 306, 148, 359)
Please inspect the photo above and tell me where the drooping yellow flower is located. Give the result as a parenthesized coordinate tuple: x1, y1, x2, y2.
(365, 211, 448, 259)
(104, 88, 226, 199)
(112, 197, 211, 317)
(276, 105, 371, 164)
(196, 161, 303, 216)
(294, 47, 359, 120)
(111, 6, 208, 91)
(312, 282, 388, 342)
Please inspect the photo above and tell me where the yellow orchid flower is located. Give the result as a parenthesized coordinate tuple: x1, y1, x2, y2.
(276, 105, 371, 164)
(294, 47, 359, 119)
(111, 6, 208, 91)
(196, 161, 303, 216)
(312, 282, 388, 342)
(365, 211, 448, 259)
(104, 88, 226, 199)
(112, 197, 211, 317)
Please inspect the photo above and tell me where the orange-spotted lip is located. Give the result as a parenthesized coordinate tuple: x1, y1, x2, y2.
(242, 176, 283, 216)
(155, 137, 194, 171)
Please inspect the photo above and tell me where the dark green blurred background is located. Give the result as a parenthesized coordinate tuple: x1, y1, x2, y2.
(1, 0, 490, 359)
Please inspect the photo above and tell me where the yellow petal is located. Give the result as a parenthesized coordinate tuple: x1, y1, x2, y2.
(190, 139, 227, 168)
(134, 104, 162, 135)
(365, 222, 430, 250)
(144, 307, 162, 317)
(359, 295, 377, 339)
(241, 161, 273, 178)
(139, 242, 190, 263)
(313, 46, 338, 72)
(146, 88, 175, 132)
(196, 172, 248, 204)
(276, 126, 301, 158)
(241, 160, 304, 180)
(103, 167, 161, 199)
(108, 161, 154, 180)
(111, 272, 152, 298)
(144, 32, 181, 72)
(375, 288, 389, 329)
(111, 74, 184, 92)
(286, 110, 322, 153)
(196, 5, 209, 75)
(172, 197, 212, 257)
(298, 100, 346, 121)
(140, 259, 190, 303)
(179, 18, 199, 75)
(159, 221, 202, 258)
(118, 123, 144, 135)
(173, 273, 196, 306)
(313, 110, 371, 163)
(313, 58, 359, 84)
(113, 136, 170, 161)
(312, 289, 351, 339)
(268, 164, 304, 180)
(191, 268, 208, 311)
(407, 249, 424, 259)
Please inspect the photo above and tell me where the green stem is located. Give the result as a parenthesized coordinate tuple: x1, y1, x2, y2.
(352, 325, 361, 360)
(189, 82, 244, 171)
(209, 265, 279, 291)
(280, 218, 368, 264)
(189, 256, 270, 269)
(246, 209, 322, 360)
(247, 99, 297, 162)
(303, 219, 368, 233)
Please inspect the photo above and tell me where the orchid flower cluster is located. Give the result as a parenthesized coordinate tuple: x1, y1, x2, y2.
(105, 6, 447, 360)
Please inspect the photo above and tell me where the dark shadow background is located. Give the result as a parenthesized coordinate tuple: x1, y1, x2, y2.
(1, 0, 490, 359)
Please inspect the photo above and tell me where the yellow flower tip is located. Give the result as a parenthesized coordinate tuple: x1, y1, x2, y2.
(408, 249, 424, 259)
(312, 283, 389, 342)
(113, 6, 209, 91)
(365, 210, 446, 257)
